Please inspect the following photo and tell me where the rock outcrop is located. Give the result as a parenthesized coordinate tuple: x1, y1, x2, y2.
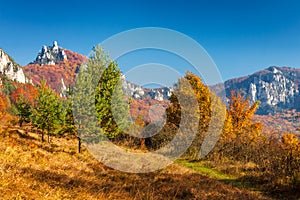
(34, 41, 67, 65)
(121, 75, 172, 101)
(0, 48, 26, 83)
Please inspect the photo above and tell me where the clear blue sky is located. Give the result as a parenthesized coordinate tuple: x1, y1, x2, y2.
(1, 0, 300, 83)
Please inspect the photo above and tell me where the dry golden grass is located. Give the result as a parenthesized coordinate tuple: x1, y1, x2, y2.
(0, 126, 271, 200)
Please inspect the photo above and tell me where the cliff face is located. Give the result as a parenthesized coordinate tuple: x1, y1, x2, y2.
(0, 49, 26, 83)
(121, 75, 172, 101)
(34, 41, 67, 65)
(213, 66, 300, 114)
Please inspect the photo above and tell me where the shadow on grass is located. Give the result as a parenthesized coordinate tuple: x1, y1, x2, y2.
(227, 175, 300, 200)
(18, 165, 271, 200)
(5, 128, 79, 156)
(7, 128, 37, 140)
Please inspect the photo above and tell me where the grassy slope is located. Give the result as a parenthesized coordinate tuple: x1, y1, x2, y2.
(176, 156, 300, 200)
(175, 160, 235, 181)
(0, 126, 271, 200)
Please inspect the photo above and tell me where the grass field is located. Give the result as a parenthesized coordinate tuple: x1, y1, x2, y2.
(0, 125, 282, 199)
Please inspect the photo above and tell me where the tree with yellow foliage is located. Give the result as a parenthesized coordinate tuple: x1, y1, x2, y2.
(281, 133, 300, 182)
(221, 91, 262, 161)
(135, 114, 146, 149)
(166, 71, 211, 159)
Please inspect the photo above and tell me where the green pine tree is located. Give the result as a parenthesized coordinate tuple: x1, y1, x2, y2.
(95, 61, 129, 139)
(31, 80, 63, 142)
(60, 86, 81, 152)
(73, 45, 108, 144)
(15, 96, 32, 127)
(73, 45, 129, 143)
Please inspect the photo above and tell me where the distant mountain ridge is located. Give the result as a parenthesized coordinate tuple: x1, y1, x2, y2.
(213, 66, 300, 114)
(2, 42, 300, 115)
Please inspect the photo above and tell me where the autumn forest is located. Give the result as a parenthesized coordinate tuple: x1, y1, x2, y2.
(0, 45, 299, 200)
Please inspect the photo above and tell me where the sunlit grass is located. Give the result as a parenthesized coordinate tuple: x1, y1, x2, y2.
(175, 159, 234, 180)
(175, 159, 268, 194)
(0, 126, 272, 199)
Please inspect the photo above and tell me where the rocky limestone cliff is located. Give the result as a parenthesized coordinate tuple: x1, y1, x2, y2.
(213, 66, 300, 114)
(121, 74, 172, 101)
(147, 87, 172, 101)
(34, 41, 67, 65)
(0, 48, 26, 83)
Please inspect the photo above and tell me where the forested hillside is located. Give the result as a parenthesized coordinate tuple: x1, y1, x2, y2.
(0, 46, 299, 199)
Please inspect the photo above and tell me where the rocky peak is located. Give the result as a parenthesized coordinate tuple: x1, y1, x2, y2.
(267, 66, 282, 74)
(148, 87, 172, 101)
(0, 48, 26, 83)
(35, 41, 67, 65)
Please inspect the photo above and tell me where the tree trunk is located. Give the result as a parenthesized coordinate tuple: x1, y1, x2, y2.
(41, 131, 44, 142)
(78, 136, 81, 153)
(19, 120, 23, 127)
(47, 126, 51, 143)
(140, 138, 146, 150)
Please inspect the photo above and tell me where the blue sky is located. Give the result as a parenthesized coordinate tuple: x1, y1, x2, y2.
(1, 0, 300, 84)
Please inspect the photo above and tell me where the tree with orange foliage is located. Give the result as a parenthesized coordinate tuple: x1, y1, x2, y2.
(12, 84, 38, 127)
(0, 93, 9, 133)
(11, 83, 38, 105)
(0, 93, 7, 121)
(221, 91, 262, 160)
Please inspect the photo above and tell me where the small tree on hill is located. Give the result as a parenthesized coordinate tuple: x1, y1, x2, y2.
(15, 96, 32, 127)
(0, 93, 8, 132)
(31, 80, 63, 142)
(0, 93, 7, 121)
(281, 133, 300, 183)
(61, 86, 81, 152)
